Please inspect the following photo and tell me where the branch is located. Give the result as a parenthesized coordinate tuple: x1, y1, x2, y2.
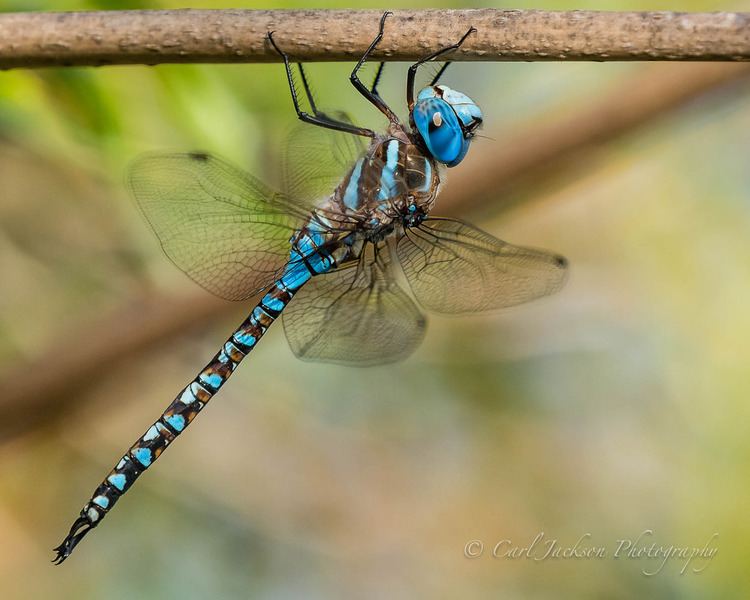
(1, 9, 750, 69)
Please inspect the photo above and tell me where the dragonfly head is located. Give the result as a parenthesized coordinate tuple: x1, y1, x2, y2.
(412, 85, 483, 168)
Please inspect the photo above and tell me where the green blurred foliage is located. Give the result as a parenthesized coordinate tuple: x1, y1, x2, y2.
(1, 1, 750, 598)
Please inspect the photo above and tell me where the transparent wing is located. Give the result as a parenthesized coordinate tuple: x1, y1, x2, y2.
(128, 152, 313, 301)
(397, 218, 568, 314)
(282, 246, 426, 366)
(281, 112, 368, 207)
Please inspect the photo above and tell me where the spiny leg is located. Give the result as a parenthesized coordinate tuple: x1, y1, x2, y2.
(429, 61, 451, 87)
(370, 62, 386, 96)
(406, 26, 476, 110)
(295, 62, 357, 133)
(297, 62, 320, 115)
(349, 11, 400, 124)
(295, 62, 345, 127)
(267, 31, 375, 138)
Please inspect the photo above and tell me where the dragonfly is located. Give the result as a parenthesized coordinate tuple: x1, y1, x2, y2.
(53, 12, 567, 563)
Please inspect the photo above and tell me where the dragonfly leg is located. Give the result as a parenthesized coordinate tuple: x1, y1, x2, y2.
(295, 62, 360, 132)
(349, 11, 400, 124)
(370, 62, 386, 96)
(406, 26, 476, 111)
(296, 63, 320, 115)
(267, 31, 375, 138)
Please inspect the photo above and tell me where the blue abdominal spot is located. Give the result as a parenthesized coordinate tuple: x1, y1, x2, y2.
(281, 262, 312, 290)
(132, 447, 152, 467)
(307, 252, 332, 274)
(165, 413, 186, 432)
(233, 330, 256, 348)
(262, 294, 285, 313)
(92, 495, 110, 509)
(108, 474, 127, 491)
(199, 372, 223, 390)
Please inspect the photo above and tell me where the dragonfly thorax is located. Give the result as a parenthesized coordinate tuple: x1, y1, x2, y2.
(331, 136, 440, 222)
(290, 134, 441, 274)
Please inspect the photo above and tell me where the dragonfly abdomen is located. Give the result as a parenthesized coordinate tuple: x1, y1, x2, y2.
(53, 261, 313, 563)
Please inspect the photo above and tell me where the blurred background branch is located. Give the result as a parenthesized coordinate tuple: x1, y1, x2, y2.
(440, 62, 750, 215)
(1, 62, 749, 442)
(0, 291, 230, 441)
(1, 9, 750, 69)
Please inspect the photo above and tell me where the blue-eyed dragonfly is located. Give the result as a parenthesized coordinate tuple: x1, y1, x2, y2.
(54, 12, 567, 563)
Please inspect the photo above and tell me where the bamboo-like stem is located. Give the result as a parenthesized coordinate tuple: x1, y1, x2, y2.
(1, 9, 750, 69)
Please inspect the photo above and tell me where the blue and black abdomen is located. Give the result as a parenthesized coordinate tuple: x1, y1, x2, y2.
(52, 261, 313, 563)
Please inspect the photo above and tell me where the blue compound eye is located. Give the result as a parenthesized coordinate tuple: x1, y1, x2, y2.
(413, 97, 469, 167)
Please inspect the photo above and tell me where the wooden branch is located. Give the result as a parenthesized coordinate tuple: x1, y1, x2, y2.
(1, 9, 750, 69)
(1, 62, 748, 441)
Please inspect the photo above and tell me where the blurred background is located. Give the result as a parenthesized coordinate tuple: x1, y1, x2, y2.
(1, 0, 750, 598)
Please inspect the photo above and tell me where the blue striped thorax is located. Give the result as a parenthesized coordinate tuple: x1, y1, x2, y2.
(412, 85, 483, 168)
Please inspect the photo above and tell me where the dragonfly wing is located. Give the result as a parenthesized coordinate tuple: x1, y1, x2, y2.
(282, 246, 426, 366)
(397, 218, 568, 314)
(128, 152, 310, 301)
(282, 113, 368, 207)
